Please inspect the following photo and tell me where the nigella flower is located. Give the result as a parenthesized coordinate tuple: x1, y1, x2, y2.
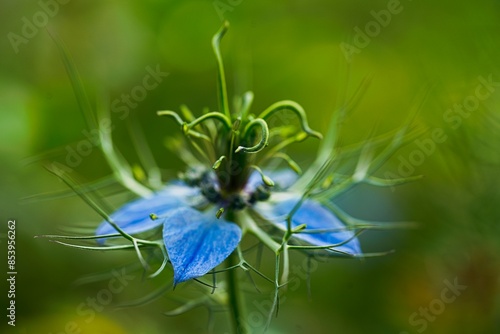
(44, 21, 418, 332)
(91, 22, 366, 286)
(95, 166, 362, 284)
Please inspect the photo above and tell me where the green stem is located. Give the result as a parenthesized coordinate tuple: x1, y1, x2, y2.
(226, 251, 248, 334)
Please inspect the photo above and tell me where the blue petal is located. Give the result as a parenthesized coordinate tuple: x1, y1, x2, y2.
(258, 195, 361, 255)
(162, 208, 242, 284)
(96, 182, 201, 238)
(245, 169, 298, 193)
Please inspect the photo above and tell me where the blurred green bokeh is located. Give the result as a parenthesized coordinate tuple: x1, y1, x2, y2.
(1, 0, 499, 333)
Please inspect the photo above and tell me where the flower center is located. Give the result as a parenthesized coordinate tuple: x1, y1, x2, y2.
(157, 22, 322, 218)
(182, 166, 270, 211)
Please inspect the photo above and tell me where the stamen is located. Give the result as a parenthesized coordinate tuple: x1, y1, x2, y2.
(249, 165, 275, 187)
(263, 152, 302, 175)
(216, 207, 225, 219)
(212, 156, 226, 170)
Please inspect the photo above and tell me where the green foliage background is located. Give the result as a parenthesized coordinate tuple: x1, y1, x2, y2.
(1, 0, 499, 333)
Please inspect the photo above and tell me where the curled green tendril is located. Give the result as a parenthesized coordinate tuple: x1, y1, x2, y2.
(257, 100, 323, 139)
(212, 21, 230, 118)
(186, 112, 232, 131)
(235, 118, 269, 154)
(156, 110, 218, 142)
(157, 110, 184, 126)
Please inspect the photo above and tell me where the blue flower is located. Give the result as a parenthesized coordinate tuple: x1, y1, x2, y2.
(96, 169, 361, 284)
(44, 20, 418, 333)
(89, 22, 411, 287)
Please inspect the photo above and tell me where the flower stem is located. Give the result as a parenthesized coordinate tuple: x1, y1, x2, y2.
(226, 251, 248, 334)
